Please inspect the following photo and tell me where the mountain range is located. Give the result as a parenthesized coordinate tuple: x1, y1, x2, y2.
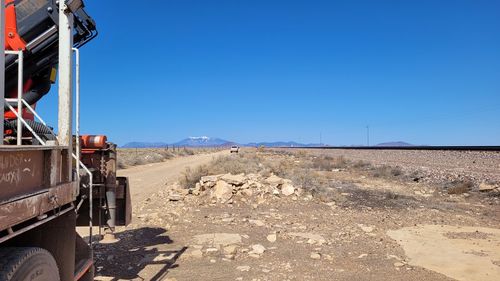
(121, 137, 413, 148)
(121, 137, 234, 148)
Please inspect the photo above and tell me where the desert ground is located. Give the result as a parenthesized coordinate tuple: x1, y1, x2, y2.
(93, 148, 500, 281)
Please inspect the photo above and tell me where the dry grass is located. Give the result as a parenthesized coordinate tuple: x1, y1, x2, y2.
(117, 147, 220, 169)
(180, 165, 210, 189)
(311, 155, 349, 171)
(446, 180, 474, 194)
(371, 165, 404, 178)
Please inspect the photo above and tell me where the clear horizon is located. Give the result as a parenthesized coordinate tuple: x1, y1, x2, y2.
(36, 0, 499, 146)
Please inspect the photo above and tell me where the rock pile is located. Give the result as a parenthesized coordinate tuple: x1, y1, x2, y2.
(187, 173, 302, 204)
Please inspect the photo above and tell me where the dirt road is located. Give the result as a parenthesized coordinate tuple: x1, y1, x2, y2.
(118, 151, 226, 203)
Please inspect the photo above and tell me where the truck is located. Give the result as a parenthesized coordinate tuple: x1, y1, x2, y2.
(0, 1, 131, 280)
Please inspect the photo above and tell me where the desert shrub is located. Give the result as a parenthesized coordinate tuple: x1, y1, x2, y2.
(209, 154, 262, 175)
(180, 165, 209, 189)
(293, 150, 308, 158)
(314, 187, 343, 203)
(446, 180, 474, 195)
(265, 159, 294, 178)
(312, 155, 349, 171)
(383, 190, 399, 200)
(179, 148, 195, 156)
(372, 165, 403, 178)
(129, 157, 146, 166)
(117, 158, 127, 169)
(407, 170, 424, 182)
(160, 150, 175, 159)
(352, 160, 371, 169)
(286, 168, 325, 192)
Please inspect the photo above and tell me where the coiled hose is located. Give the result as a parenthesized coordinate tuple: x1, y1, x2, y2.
(4, 119, 53, 135)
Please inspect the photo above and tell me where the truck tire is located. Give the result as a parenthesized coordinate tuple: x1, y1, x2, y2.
(0, 247, 60, 281)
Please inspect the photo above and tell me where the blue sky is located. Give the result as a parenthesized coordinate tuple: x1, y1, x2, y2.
(38, 0, 500, 146)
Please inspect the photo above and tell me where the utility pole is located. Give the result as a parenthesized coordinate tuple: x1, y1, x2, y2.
(366, 125, 370, 146)
(320, 132, 322, 146)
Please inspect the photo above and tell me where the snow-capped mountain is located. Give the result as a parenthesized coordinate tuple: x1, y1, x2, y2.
(173, 136, 233, 147)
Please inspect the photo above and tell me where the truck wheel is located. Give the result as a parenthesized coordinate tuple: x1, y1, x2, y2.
(0, 247, 60, 281)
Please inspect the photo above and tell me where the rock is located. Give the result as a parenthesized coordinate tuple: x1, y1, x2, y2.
(267, 233, 277, 243)
(167, 192, 183, 201)
(266, 174, 284, 187)
(295, 188, 304, 196)
(192, 233, 242, 246)
(201, 175, 221, 184)
(324, 254, 334, 261)
(249, 219, 265, 227)
(281, 183, 295, 196)
(205, 248, 219, 254)
(358, 254, 368, 259)
(192, 184, 201, 195)
(236, 265, 251, 272)
(250, 244, 266, 255)
(223, 245, 238, 255)
(212, 180, 234, 203)
(240, 189, 253, 197)
(177, 187, 190, 196)
(479, 182, 497, 191)
(310, 252, 321, 260)
(288, 232, 326, 245)
(221, 174, 246, 186)
(357, 224, 374, 233)
(394, 262, 405, 267)
(140, 253, 177, 264)
(189, 249, 203, 258)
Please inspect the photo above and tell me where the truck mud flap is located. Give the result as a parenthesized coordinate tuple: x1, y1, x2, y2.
(115, 176, 132, 226)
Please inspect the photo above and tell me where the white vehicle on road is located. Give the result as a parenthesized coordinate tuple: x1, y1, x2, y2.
(230, 145, 240, 153)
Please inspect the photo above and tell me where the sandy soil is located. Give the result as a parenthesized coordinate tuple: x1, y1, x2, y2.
(93, 149, 500, 281)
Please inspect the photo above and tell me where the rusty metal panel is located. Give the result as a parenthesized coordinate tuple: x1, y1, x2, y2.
(0, 150, 45, 202)
(0, 182, 78, 231)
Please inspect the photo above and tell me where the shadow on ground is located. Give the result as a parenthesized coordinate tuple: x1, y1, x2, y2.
(93, 227, 186, 280)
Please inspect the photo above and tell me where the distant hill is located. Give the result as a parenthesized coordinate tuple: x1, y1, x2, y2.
(375, 141, 414, 147)
(121, 142, 168, 148)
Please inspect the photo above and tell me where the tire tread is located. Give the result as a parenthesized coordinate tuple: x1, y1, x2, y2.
(0, 247, 59, 281)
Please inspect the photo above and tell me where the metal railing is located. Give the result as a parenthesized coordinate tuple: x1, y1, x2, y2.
(4, 50, 23, 145)
(4, 49, 95, 245)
